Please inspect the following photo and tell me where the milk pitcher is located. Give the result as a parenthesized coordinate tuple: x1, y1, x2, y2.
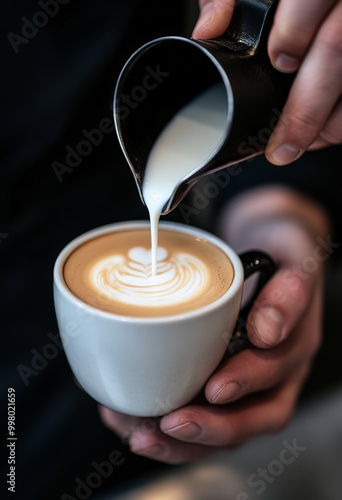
(114, 0, 294, 214)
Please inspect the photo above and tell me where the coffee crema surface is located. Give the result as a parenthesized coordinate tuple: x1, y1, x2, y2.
(63, 228, 234, 317)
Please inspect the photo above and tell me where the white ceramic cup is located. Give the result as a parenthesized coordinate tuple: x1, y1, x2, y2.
(53, 221, 274, 416)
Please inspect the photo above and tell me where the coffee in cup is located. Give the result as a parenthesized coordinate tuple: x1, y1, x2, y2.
(63, 227, 234, 318)
(54, 221, 274, 416)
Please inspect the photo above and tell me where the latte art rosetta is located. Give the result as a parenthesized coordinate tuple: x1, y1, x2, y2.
(91, 246, 208, 306)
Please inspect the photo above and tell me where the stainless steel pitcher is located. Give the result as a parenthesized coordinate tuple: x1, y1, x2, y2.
(114, 0, 294, 214)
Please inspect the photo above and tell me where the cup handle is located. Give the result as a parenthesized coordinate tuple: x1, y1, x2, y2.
(228, 251, 277, 356)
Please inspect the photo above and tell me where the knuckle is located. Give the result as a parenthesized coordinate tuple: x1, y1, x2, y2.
(283, 110, 322, 145)
(292, 111, 320, 131)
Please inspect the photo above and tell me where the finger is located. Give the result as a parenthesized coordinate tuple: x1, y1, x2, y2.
(161, 370, 306, 446)
(268, 0, 336, 72)
(266, 3, 342, 165)
(99, 406, 145, 442)
(205, 333, 308, 405)
(127, 425, 219, 464)
(100, 405, 221, 463)
(192, 0, 235, 40)
(206, 278, 323, 405)
(309, 95, 342, 149)
(246, 267, 314, 348)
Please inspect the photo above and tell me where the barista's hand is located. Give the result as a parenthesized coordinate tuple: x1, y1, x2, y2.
(99, 187, 330, 464)
(193, 0, 342, 165)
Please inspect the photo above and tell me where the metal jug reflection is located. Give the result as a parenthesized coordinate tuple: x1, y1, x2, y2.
(114, 0, 294, 214)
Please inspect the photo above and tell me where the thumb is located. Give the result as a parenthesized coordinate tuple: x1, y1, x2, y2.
(192, 0, 235, 40)
(247, 267, 314, 348)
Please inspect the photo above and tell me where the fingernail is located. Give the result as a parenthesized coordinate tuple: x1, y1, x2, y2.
(163, 421, 201, 440)
(211, 381, 244, 404)
(133, 443, 167, 458)
(274, 53, 300, 73)
(271, 144, 302, 165)
(192, 4, 214, 37)
(252, 307, 286, 346)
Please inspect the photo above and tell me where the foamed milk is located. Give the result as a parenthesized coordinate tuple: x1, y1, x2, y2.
(63, 228, 233, 317)
(142, 83, 228, 274)
(63, 83, 230, 315)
